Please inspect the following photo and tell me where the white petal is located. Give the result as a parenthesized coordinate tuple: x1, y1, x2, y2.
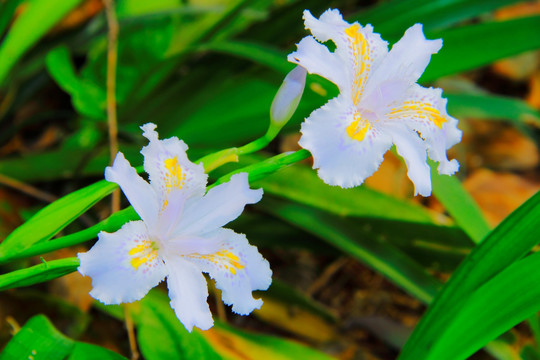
(77, 221, 166, 305)
(174, 173, 262, 237)
(140, 123, 208, 207)
(165, 258, 213, 332)
(384, 125, 432, 196)
(105, 153, 159, 229)
(288, 36, 348, 94)
(303, 9, 350, 43)
(298, 96, 393, 188)
(297, 10, 388, 104)
(385, 84, 461, 176)
(183, 228, 272, 315)
(364, 23, 442, 104)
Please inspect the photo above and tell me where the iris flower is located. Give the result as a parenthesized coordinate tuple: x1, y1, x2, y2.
(289, 9, 461, 196)
(78, 123, 272, 331)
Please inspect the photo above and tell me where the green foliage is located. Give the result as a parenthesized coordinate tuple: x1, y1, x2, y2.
(0, 314, 127, 360)
(2, 0, 540, 358)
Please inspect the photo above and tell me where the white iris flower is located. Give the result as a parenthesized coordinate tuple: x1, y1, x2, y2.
(78, 123, 271, 332)
(289, 9, 462, 196)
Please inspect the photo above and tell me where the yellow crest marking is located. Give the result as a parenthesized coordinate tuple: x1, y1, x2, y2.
(129, 240, 158, 270)
(346, 113, 371, 142)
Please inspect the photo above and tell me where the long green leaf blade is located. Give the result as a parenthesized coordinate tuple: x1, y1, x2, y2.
(0, 0, 83, 86)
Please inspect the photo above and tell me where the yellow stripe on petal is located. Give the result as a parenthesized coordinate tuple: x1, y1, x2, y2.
(186, 249, 245, 275)
(346, 113, 371, 142)
(164, 156, 186, 192)
(345, 23, 372, 106)
(388, 101, 447, 128)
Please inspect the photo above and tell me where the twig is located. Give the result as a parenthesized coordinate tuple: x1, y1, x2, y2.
(103, 1, 138, 359)
(0, 173, 57, 203)
(306, 257, 350, 297)
(103, 0, 120, 214)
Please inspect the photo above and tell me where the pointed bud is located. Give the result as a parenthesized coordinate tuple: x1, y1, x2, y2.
(270, 66, 307, 129)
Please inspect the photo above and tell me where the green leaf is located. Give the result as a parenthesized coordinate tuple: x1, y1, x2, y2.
(198, 40, 293, 74)
(446, 92, 540, 126)
(399, 191, 540, 359)
(246, 154, 437, 224)
(0, 180, 117, 257)
(211, 321, 334, 360)
(0, 314, 127, 360)
(0, 207, 139, 264)
(45, 46, 106, 119)
(425, 250, 540, 360)
(137, 290, 223, 360)
(67, 343, 128, 360)
(422, 16, 540, 82)
(353, 0, 525, 39)
(0, 0, 84, 86)
(0, 315, 74, 360)
(260, 197, 441, 304)
(431, 163, 491, 244)
(0, 257, 79, 291)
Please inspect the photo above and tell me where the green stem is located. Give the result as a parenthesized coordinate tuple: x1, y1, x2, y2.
(197, 128, 276, 172)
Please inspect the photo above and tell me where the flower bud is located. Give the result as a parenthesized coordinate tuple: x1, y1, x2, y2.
(270, 66, 307, 129)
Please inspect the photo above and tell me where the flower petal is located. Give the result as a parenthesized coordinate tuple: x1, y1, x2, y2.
(288, 36, 348, 94)
(105, 153, 159, 228)
(77, 221, 166, 305)
(165, 258, 213, 332)
(364, 23, 442, 104)
(299, 96, 393, 188)
(174, 173, 262, 237)
(385, 84, 461, 176)
(297, 9, 388, 104)
(140, 123, 208, 207)
(384, 125, 432, 196)
(183, 228, 272, 315)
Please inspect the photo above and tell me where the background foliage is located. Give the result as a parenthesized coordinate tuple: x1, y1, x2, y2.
(1, 0, 540, 359)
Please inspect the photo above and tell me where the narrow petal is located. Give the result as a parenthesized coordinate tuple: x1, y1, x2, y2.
(288, 36, 348, 94)
(297, 9, 388, 105)
(364, 23, 442, 104)
(140, 123, 208, 208)
(183, 228, 272, 315)
(298, 96, 393, 188)
(77, 221, 166, 305)
(105, 153, 159, 228)
(174, 173, 262, 237)
(165, 258, 213, 332)
(385, 84, 461, 176)
(384, 125, 432, 196)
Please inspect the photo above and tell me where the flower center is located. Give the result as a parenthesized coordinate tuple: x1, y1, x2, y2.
(346, 112, 371, 142)
(129, 240, 159, 270)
